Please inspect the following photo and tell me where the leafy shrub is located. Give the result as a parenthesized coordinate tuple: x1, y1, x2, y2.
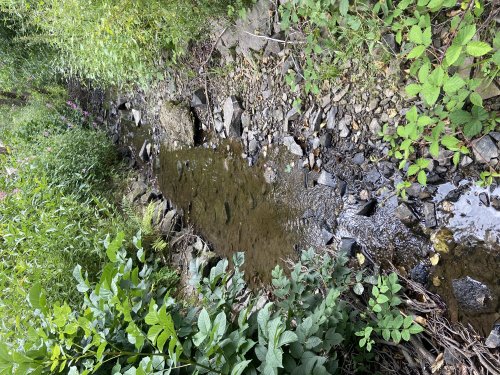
(1, 0, 251, 87)
(1, 233, 424, 374)
(279, 0, 499, 192)
(0, 98, 131, 340)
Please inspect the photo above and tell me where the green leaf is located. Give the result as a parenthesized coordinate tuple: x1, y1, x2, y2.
(449, 109, 472, 125)
(377, 294, 390, 304)
(463, 120, 482, 138)
(391, 330, 402, 343)
(305, 336, 322, 350)
(407, 45, 426, 59)
(28, 283, 46, 312)
(231, 360, 252, 375)
(406, 106, 418, 123)
(407, 164, 420, 176)
(402, 329, 411, 341)
(444, 44, 462, 66)
(403, 316, 413, 329)
(382, 329, 391, 341)
(418, 62, 430, 83)
(418, 170, 427, 186)
(466, 41, 492, 57)
(72, 265, 90, 293)
(469, 92, 483, 107)
(198, 309, 211, 335)
(427, 0, 444, 10)
(339, 0, 349, 16)
(417, 116, 432, 126)
(443, 74, 465, 93)
(441, 135, 460, 149)
(422, 27, 432, 46)
(421, 84, 440, 106)
(430, 141, 439, 158)
(279, 331, 298, 347)
(157, 331, 169, 352)
(373, 304, 382, 313)
(106, 231, 125, 262)
(147, 325, 163, 344)
(453, 151, 460, 166)
(428, 66, 445, 87)
(408, 26, 423, 44)
(454, 25, 476, 46)
(409, 323, 424, 334)
(405, 84, 421, 97)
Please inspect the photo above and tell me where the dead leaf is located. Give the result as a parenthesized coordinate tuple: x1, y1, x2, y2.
(356, 252, 365, 266)
(432, 276, 441, 287)
(415, 316, 427, 326)
(430, 253, 440, 266)
(431, 353, 444, 373)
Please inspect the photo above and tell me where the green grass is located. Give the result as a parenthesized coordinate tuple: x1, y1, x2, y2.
(0, 96, 134, 339)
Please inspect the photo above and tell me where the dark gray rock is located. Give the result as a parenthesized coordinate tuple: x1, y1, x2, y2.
(160, 209, 181, 237)
(283, 107, 300, 133)
(423, 202, 437, 228)
(321, 228, 334, 246)
(319, 133, 332, 148)
(491, 196, 500, 211)
(310, 109, 322, 132)
(338, 116, 350, 138)
(129, 181, 147, 202)
(152, 200, 168, 226)
(223, 96, 244, 138)
(472, 136, 499, 163)
(191, 89, 207, 108)
(368, 118, 381, 134)
(479, 192, 490, 207)
(317, 170, 336, 188)
(339, 238, 358, 257)
(381, 33, 396, 52)
(452, 276, 495, 313)
(444, 184, 471, 202)
(395, 203, 417, 224)
(410, 262, 429, 285)
(352, 152, 364, 165)
(365, 168, 381, 184)
(485, 324, 500, 349)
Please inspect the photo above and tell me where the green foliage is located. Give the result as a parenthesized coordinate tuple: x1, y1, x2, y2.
(1, 0, 250, 87)
(278, 0, 499, 191)
(2, 242, 424, 374)
(0, 98, 132, 339)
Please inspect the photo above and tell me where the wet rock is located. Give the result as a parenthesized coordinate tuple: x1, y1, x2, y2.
(139, 140, 151, 162)
(339, 238, 358, 257)
(395, 203, 417, 224)
(352, 152, 364, 165)
(452, 276, 495, 314)
(321, 228, 334, 246)
(159, 102, 195, 151)
(479, 192, 490, 207)
(283, 136, 303, 156)
(283, 107, 299, 133)
(444, 184, 470, 202)
(317, 170, 336, 188)
(129, 181, 147, 202)
(191, 89, 207, 108)
(333, 85, 349, 102)
(357, 199, 377, 216)
(326, 107, 337, 129)
(223, 96, 244, 138)
(131, 109, 141, 126)
(410, 262, 429, 285)
(320, 133, 332, 148)
(160, 209, 181, 236)
(472, 136, 499, 163)
(152, 200, 168, 226)
(485, 324, 500, 349)
(423, 202, 437, 228)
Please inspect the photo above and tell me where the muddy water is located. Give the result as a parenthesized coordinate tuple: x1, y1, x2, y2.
(431, 183, 500, 335)
(156, 144, 298, 282)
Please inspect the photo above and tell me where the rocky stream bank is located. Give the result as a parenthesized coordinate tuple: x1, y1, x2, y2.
(69, 0, 499, 372)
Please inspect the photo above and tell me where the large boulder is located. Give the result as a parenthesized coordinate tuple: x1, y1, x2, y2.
(159, 102, 195, 151)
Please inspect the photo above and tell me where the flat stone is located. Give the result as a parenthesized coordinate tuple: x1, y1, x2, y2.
(333, 85, 349, 102)
(352, 152, 364, 165)
(131, 109, 141, 126)
(452, 276, 495, 314)
(283, 136, 303, 156)
(191, 88, 207, 107)
(139, 140, 151, 162)
(320, 133, 332, 148)
(159, 102, 195, 151)
(395, 203, 417, 224)
(472, 136, 498, 164)
(423, 202, 437, 228)
(317, 170, 336, 188)
(223, 96, 244, 138)
(485, 324, 500, 349)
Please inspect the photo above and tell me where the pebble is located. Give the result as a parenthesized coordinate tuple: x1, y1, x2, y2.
(317, 170, 336, 188)
(472, 136, 499, 163)
(352, 152, 364, 165)
(283, 136, 303, 156)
